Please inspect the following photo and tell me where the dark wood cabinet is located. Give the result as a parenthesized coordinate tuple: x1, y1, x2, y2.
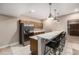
(67, 20, 79, 36)
(18, 19, 43, 46)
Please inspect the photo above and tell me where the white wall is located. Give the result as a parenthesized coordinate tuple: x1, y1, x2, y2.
(0, 15, 19, 47)
(0, 15, 42, 48)
(43, 19, 66, 32)
(43, 12, 79, 33)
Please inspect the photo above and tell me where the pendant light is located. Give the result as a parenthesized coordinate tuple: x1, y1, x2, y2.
(54, 8, 59, 22)
(48, 3, 54, 20)
(47, 3, 59, 22)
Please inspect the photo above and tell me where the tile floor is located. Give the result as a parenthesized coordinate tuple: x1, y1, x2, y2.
(0, 35, 79, 55)
(62, 35, 79, 55)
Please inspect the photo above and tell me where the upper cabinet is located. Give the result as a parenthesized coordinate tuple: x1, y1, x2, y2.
(19, 17, 43, 29)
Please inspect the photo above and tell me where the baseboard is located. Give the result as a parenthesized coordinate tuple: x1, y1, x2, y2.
(0, 42, 19, 49)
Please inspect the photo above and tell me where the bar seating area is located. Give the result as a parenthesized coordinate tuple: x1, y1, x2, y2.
(44, 32, 66, 55)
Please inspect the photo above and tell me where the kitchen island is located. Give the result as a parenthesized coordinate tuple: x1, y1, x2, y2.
(30, 30, 64, 55)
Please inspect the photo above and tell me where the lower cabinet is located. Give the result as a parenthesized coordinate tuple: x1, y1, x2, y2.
(30, 38, 38, 55)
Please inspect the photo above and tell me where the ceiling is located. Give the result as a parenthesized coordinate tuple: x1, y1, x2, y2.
(0, 3, 79, 19)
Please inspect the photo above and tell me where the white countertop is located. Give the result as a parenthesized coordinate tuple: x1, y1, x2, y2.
(30, 30, 64, 41)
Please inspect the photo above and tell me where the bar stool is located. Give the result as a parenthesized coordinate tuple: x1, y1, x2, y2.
(61, 32, 66, 47)
(58, 32, 66, 54)
(44, 33, 62, 55)
(44, 32, 66, 55)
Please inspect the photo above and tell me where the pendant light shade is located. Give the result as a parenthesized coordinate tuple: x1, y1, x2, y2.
(48, 3, 54, 20)
(47, 3, 59, 22)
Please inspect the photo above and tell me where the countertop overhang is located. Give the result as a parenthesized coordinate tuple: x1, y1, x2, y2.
(30, 30, 65, 41)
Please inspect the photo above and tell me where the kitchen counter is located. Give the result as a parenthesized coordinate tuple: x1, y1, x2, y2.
(30, 30, 64, 40)
(30, 30, 65, 55)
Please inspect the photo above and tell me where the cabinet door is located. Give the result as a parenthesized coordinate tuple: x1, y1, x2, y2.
(30, 39, 38, 55)
(68, 20, 79, 36)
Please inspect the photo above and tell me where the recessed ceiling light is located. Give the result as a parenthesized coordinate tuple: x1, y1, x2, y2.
(74, 9, 79, 12)
(31, 10, 35, 12)
(29, 10, 35, 13)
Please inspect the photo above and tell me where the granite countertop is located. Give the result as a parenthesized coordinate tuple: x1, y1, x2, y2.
(30, 30, 64, 40)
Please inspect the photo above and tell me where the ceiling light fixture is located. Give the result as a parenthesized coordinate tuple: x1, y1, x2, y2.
(47, 3, 59, 22)
(31, 10, 35, 13)
(48, 3, 54, 20)
(74, 8, 79, 12)
(54, 9, 59, 22)
(29, 9, 35, 13)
